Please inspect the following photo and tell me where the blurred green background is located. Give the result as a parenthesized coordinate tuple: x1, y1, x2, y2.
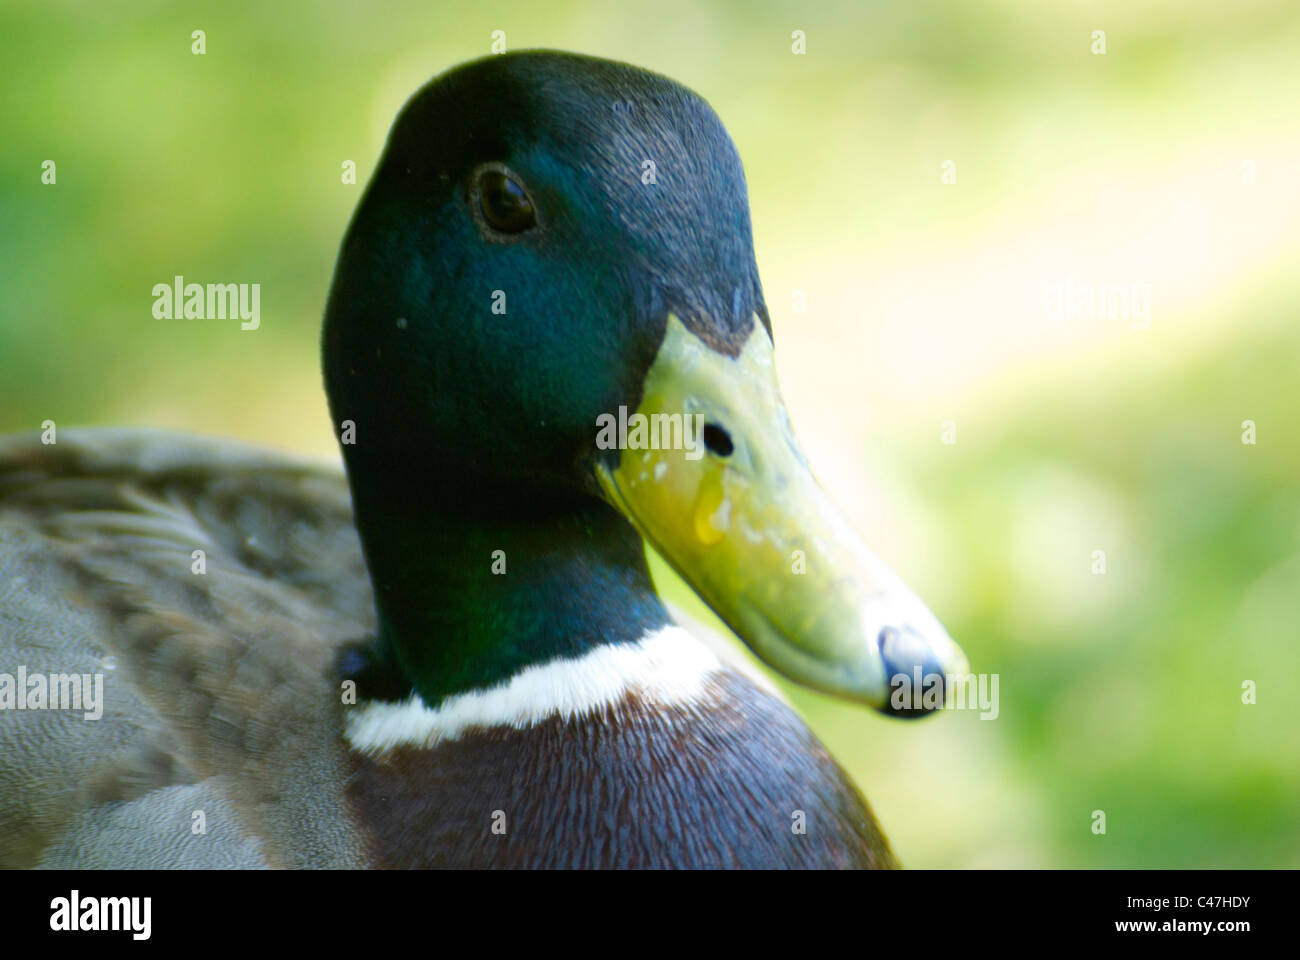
(3, 0, 1298, 867)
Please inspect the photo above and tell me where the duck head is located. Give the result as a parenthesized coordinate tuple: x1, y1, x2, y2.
(323, 50, 966, 715)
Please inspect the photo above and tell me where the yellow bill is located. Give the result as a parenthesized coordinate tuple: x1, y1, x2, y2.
(596, 314, 967, 715)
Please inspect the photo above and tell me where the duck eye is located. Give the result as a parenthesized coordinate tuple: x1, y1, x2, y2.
(476, 168, 536, 235)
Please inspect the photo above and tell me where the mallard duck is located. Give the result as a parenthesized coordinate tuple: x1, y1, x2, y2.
(0, 50, 965, 869)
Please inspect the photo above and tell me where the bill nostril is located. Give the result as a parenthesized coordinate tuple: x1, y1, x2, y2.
(878, 625, 946, 719)
(702, 423, 734, 457)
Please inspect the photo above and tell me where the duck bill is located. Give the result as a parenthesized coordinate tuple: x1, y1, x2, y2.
(595, 314, 967, 715)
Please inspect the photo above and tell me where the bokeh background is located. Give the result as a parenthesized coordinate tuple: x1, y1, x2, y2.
(4, 0, 1298, 867)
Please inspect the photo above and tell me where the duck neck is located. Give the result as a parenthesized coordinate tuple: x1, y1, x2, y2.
(346, 466, 672, 707)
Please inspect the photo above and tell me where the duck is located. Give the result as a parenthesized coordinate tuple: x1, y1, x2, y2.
(0, 50, 966, 869)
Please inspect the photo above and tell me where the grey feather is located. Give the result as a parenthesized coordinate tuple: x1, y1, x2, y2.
(0, 428, 373, 868)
